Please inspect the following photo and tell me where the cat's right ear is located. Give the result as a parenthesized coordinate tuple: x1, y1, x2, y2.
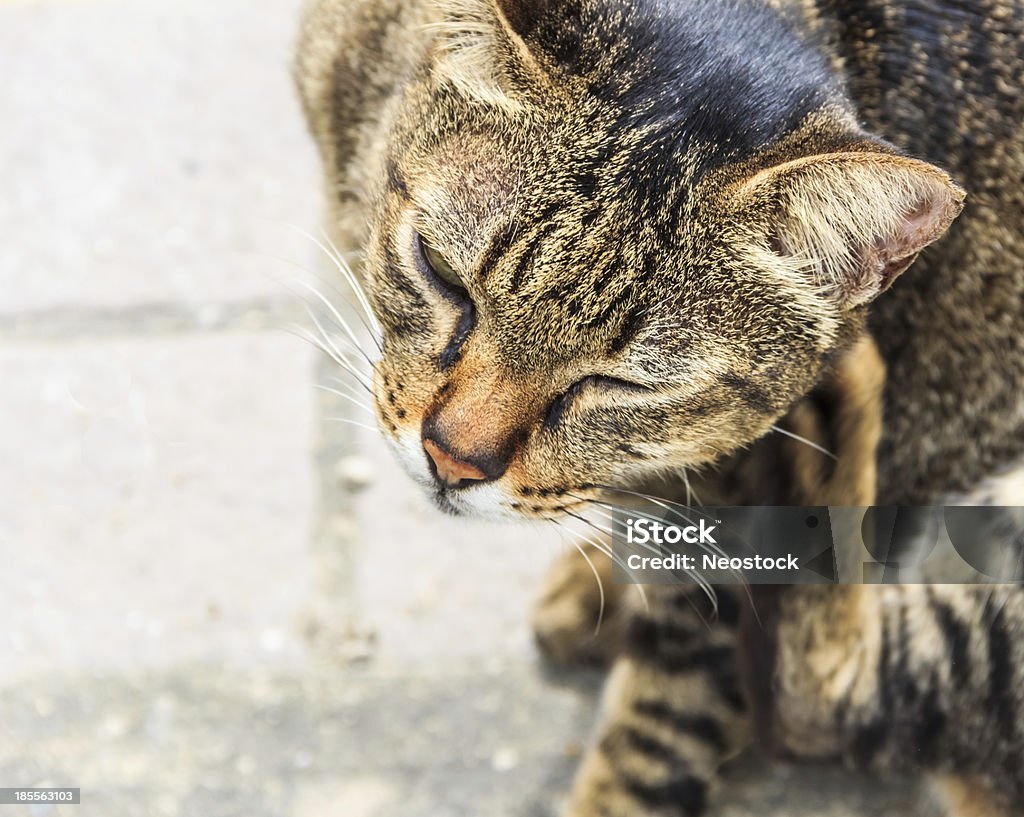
(430, 0, 553, 110)
(734, 150, 965, 309)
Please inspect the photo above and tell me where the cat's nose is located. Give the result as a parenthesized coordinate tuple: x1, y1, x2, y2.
(422, 437, 494, 489)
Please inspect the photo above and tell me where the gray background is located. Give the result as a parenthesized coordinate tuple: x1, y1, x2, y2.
(1, 0, 935, 814)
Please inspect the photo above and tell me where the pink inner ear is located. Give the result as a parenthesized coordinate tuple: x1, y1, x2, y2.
(872, 198, 955, 295)
(903, 202, 947, 248)
(876, 250, 920, 294)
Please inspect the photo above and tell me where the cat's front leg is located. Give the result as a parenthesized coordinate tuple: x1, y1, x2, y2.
(740, 583, 880, 759)
(533, 541, 633, 668)
(743, 583, 1023, 817)
(562, 586, 749, 817)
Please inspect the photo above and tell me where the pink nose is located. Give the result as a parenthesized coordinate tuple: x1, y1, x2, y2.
(422, 438, 487, 487)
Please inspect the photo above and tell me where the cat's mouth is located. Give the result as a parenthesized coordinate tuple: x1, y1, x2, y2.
(429, 486, 467, 517)
(425, 479, 592, 520)
(435, 488, 592, 520)
(384, 425, 596, 520)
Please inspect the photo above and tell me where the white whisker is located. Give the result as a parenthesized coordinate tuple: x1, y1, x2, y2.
(297, 282, 377, 368)
(318, 227, 381, 335)
(551, 521, 606, 636)
(771, 424, 838, 460)
(589, 489, 758, 618)
(284, 222, 382, 337)
(315, 384, 376, 415)
(570, 494, 726, 613)
(285, 325, 374, 390)
(326, 417, 381, 432)
(558, 519, 650, 612)
(249, 245, 383, 351)
(326, 374, 374, 399)
(303, 306, 373, 379)
(682, 468, 702, 507)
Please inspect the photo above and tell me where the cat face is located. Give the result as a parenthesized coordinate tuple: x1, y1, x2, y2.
(355, 0, 963, 518)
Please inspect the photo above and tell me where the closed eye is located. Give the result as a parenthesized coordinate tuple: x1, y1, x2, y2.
(543, 375, 651, 430)
(415, 232, 469, 300)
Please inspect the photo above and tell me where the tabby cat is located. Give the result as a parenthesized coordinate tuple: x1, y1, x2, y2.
(294, 0, 1024, 814)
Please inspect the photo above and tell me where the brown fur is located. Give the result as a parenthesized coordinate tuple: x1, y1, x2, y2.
(294, 1, 1024, 814)
(293, 0, 1007, 522)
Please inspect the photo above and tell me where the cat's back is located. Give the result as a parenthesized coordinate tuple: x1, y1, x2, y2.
(814, 0, 1024, 179)
(816, 0, 1024, 502)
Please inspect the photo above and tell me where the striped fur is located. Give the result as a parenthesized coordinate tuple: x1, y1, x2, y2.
(295, 0, 1024, 814)
(538, 338, 1023, 816)
(753, 583, 1024, 814)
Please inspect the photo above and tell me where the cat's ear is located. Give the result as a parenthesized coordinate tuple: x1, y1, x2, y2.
(739, 152, 965, 308)
(431, 0, 551, 110)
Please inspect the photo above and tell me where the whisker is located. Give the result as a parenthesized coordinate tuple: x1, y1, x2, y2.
(253, 249, 383, 352)
(569, 494, 728, 613)
(320, 322, 378, 368)
(588, 489, 759, 618)
(315, 384, 376, 415)
(325, 417, 381, 432)
(284, 325, 374, 391)
(318, 227, 381, 335)
(283, 222, 382, 338)
(298, 284, 378, 369)
(771, 424, 837, 460)
(682, 468, 702, 507)
(550, 520, 606, 636)
(302, 305, 374, 377)
(326, 374, 374, 400)
(594, 484, 720, 525)
(556, 519, 650, 612)
(563, 507, 614, 538)
(297, 325, 372, 387)
(577, 494, 725, 562)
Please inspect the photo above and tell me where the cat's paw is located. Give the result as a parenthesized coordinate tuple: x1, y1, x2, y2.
(532, 543, 629, 668)
(741, 585, 879, 760)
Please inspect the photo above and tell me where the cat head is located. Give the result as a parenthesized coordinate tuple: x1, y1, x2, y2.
(358, 0, 964, 517)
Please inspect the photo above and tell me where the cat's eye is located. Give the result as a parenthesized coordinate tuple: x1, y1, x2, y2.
(543, 376, 651, 430)
(417, 234, 467, 295)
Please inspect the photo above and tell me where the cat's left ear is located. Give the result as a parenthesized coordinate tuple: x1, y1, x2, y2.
(432, 0, 552, 109)
(738, 151, 966, 308)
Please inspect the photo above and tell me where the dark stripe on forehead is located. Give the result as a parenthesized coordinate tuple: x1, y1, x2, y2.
(579, 133, 621, 177)
(509, 222, 558, 293)
(585, 282, 633, 328)
(608, 301, 647, 356)
(475, 219, 518, 281)
(592, 249, 620, 296)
